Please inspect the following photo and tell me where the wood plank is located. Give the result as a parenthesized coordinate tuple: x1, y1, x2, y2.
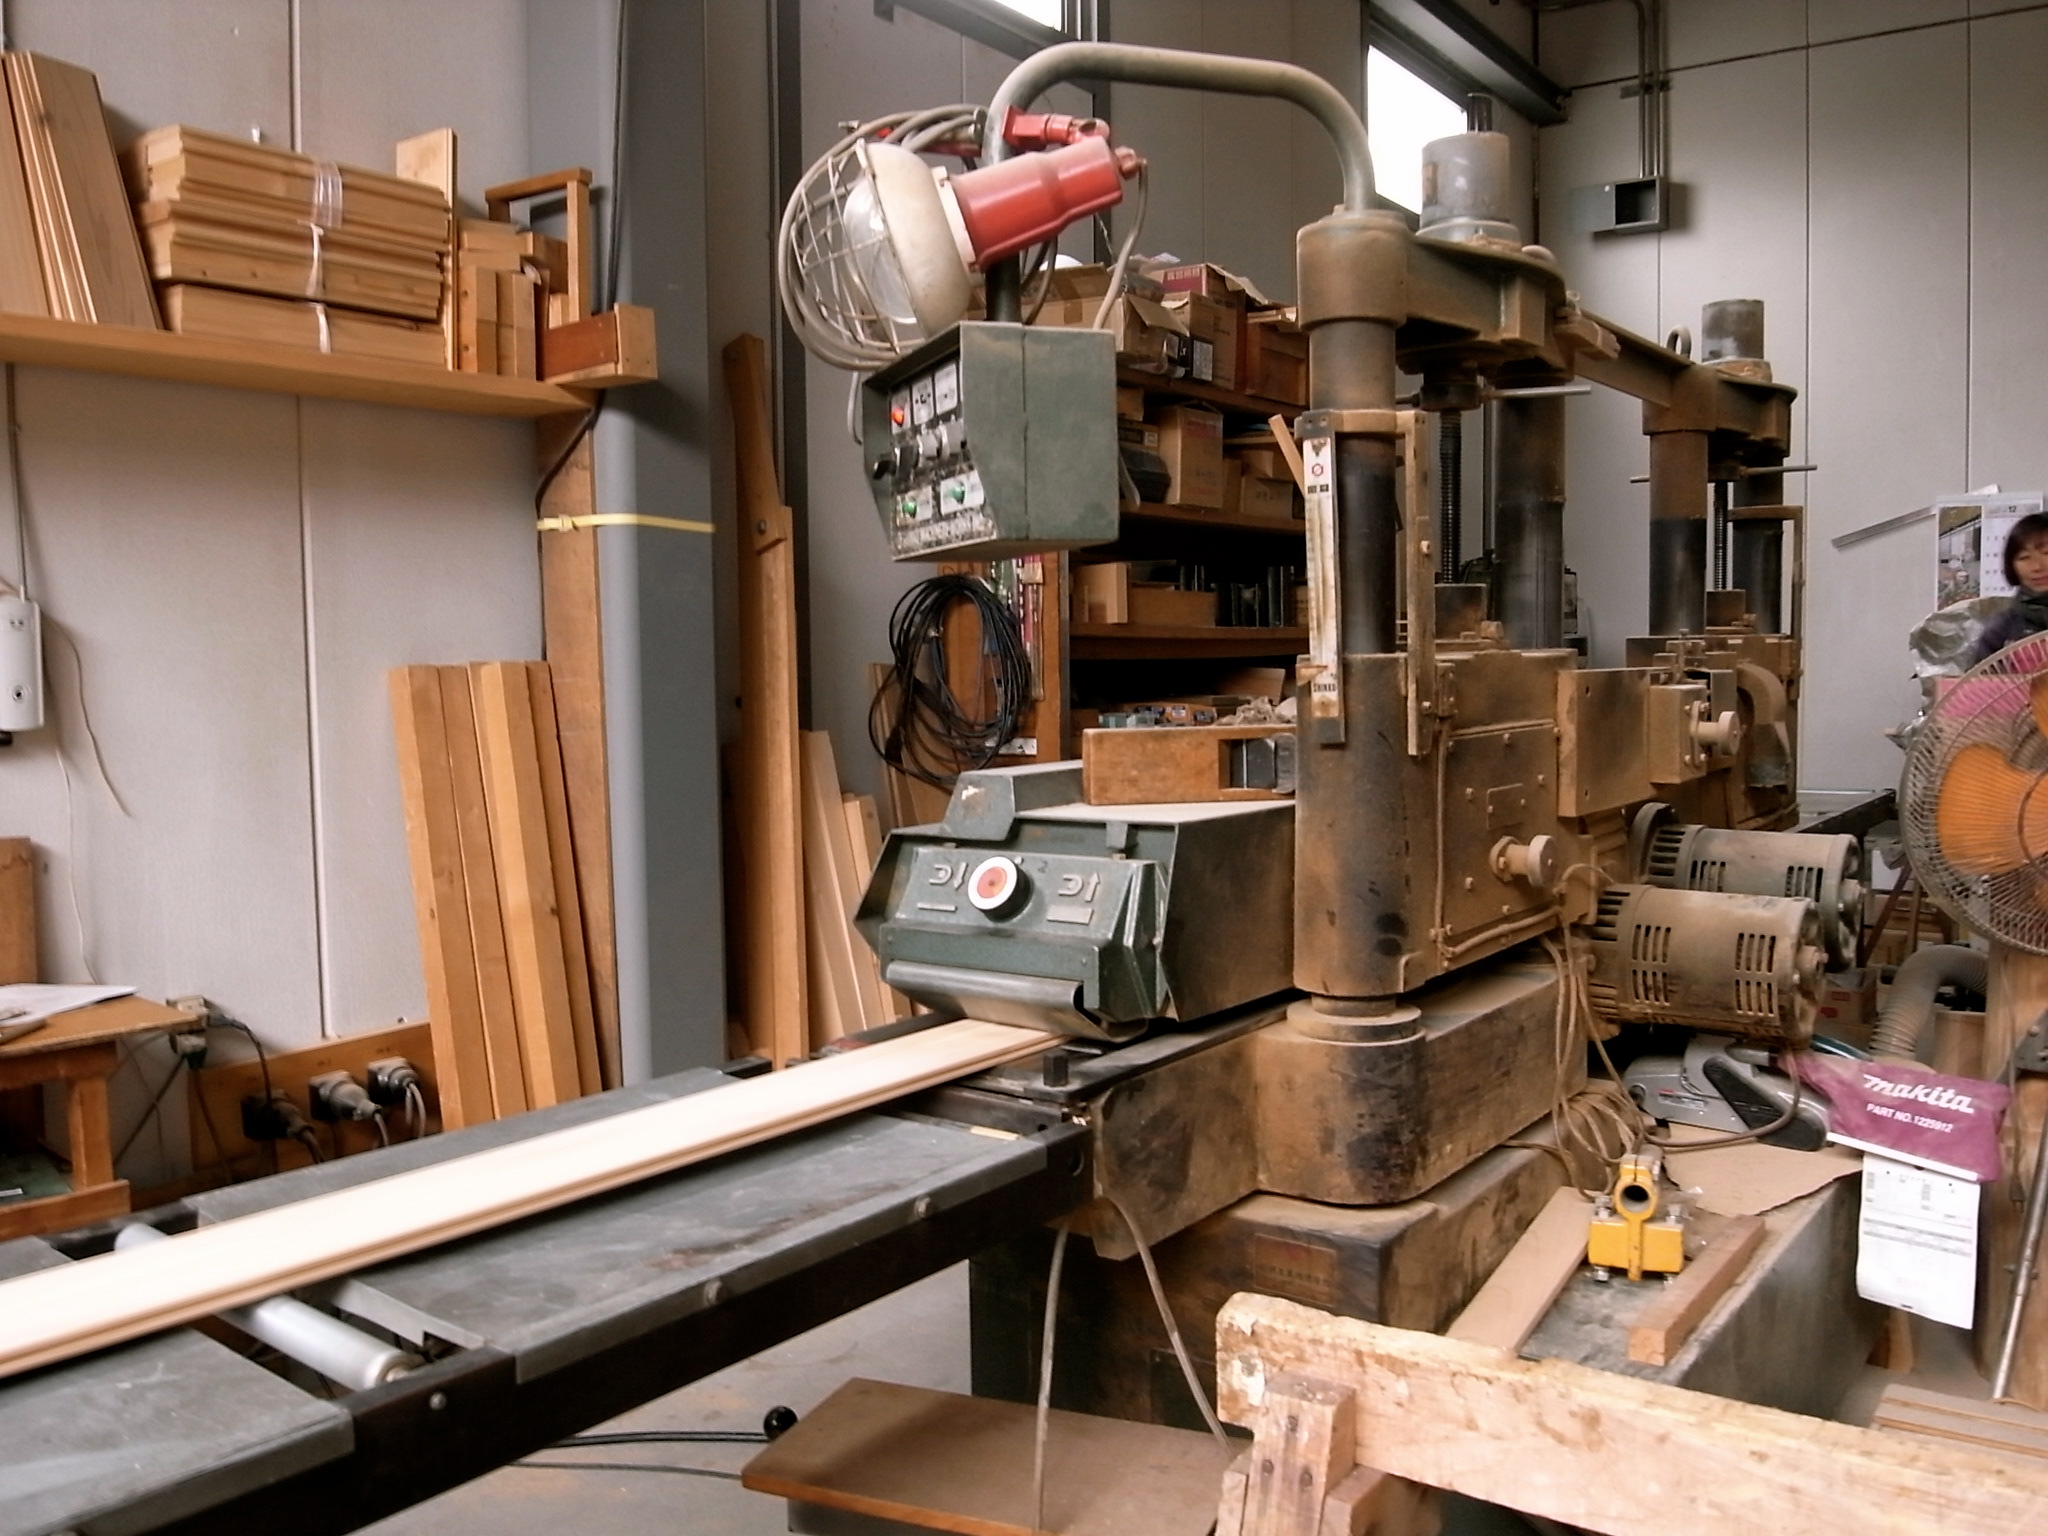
(1445, 1187, 1591, 1352)
(1628, 1215, 1765, 1366)
(393, 127, 457, 204)
(537, 423, 621, 1087)
(1979, 942, 2048, 1408)
(6, 54, 80, 319)
(0, 1020, 1052, 1380)
(471, 661, 582, 1109)
(842, 793, 906, 1023)
(0, 67, 48, 315)
(809, 732, 888, 1028)
(1215, 1295, 2048, 1536)
(16, 55, 156, 328)
(527, 664, 602, 1098)
(437, 666, 529, 1119)
(724, 335, 808, 1069)
(64, 1071, 113, 1186)
(0, 837, 33, 984)
(801, 730, 873, 1045)
(387, 667, 492, 1128)
(541, 304, 658, 386)
(158, 284, 443, 368)
(741, 1377, 1233, 1536)
(1081, 724, 1292, 806)
(0, 1179, 128, 1242)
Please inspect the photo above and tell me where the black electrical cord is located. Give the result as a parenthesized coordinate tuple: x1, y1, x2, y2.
(511, 1461, 741, 1481)
(869, 574, 1033, 789)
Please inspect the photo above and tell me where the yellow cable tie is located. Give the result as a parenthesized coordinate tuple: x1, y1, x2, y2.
(536, 512, 716, 535)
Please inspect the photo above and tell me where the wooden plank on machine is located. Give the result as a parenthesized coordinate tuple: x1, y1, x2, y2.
(1445, 1186, 1590, 1353)
(527, 663, 603, 1097)
(471, 661, 582, 1109)
(1628, 1214, 1765, 1366)
(723, 335, 807, 1069)
(437, 665, 529, 1118)
(1081, 724, 1293, 806)
(386, 667, 492, 1128)
(1215, 1295, 2047, 1536)
(0, 1020, 1054, 1381)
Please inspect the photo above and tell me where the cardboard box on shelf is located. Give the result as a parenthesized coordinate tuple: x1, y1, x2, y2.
(1232, 444, 1290, 482)
(1045, 263, 1166, 302)
(1220, 457, 1244, 516)
(1239, 474, 1300, 523)
(1150, 261, 1274, 309)
(1154, 404, 1224, 508)
(1129, 583, 1217, 627)
(1116, 385, 1146, 420)
(1162, 291, 1239, 390)
(1074, 562, 1131, 624)
(1244, 312, 1309, 406)
(1038, 293, 1189, 375)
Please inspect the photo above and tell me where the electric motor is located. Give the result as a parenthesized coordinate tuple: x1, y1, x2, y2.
(1582, 883, 1825, 1043)
(1629, 803, 1864, 967)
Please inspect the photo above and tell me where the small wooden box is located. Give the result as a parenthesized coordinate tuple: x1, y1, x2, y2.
(1129, 583, 1216, 627)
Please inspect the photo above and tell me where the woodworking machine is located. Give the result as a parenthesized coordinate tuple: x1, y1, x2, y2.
(0, 43, 1882, 1534)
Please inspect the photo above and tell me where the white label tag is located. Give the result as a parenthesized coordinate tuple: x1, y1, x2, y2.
(1301, 435, 1340, 719)
(1856, 1153, 1979, 1329)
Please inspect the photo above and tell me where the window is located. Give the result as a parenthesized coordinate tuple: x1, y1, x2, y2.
(985, 0, 1064, 25)
(1367, 47, 1468, 215)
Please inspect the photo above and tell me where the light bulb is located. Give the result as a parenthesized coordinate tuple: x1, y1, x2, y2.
(845, 141, 974, 339)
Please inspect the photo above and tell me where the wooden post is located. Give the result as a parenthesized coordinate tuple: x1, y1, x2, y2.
(0, 837, 33, 984)
(1979, 942, 2048, 1407)
(724, 335, 808, 1069)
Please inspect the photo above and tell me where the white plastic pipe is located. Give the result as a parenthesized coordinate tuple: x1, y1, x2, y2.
(115, 1223, 415, 1390)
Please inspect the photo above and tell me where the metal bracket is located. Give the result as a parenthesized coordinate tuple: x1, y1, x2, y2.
(2015, 1010, 2048, 1076)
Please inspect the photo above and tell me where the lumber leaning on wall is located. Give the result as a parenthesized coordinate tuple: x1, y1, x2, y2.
(0, 1020, 1053, 1380)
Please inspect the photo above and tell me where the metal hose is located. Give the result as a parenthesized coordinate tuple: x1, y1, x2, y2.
(1870, 944, 1989, 1062)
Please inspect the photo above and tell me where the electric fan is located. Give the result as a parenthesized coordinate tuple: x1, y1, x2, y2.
(1903, 627, 2048, 951)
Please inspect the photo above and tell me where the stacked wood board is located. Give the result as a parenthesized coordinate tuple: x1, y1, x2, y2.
(125, 124, 449, 357)
(454, 218, 559, 378)
(0, 53, 157, 326)
(389, 662, 612, 1129)
(801, 729, 906, 1049)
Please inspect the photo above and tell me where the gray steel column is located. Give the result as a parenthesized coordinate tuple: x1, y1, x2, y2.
(529, 0, 725, 1080)
(1648, 430, 1708, 635)
(1494, 391, 1565, 649)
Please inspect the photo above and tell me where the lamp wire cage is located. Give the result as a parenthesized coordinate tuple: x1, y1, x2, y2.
(777, 105, 986, 373)
(1902, 627, 2048, 954)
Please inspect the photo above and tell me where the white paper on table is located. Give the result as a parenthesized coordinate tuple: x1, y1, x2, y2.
(0, 983, 136, 1027)
(1856, 1153, 1980, 1329)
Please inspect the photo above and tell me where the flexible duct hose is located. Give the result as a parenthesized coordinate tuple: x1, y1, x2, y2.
(1870, 944, 1989, 1062)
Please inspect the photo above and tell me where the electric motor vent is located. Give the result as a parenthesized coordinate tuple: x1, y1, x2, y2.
(1578, 884, 1822, 1042)
(1627, 803, 1863, 967)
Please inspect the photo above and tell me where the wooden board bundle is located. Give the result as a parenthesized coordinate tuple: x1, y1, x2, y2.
(159, 283, 442, 368)
(1, 53, 156, 326)
(1873, 1384, 2048, 1464)
(128, 123, 449, 327)
(801, 730, 902, 1049)
(0, 1019, 1052, 1381)
(126, 124, 450, 247)
(390, 662, 605, 1128)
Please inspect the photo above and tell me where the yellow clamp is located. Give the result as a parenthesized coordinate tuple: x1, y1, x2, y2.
(1587, 1152, 1687, 1282)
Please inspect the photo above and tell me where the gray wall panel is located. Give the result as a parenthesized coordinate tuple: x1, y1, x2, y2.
(1809, 0, 1968, 44)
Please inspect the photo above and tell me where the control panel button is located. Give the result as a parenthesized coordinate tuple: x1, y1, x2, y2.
(967, 855, 1027, 913)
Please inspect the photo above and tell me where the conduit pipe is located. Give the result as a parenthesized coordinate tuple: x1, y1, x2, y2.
(1869, 944, 1989, 1063)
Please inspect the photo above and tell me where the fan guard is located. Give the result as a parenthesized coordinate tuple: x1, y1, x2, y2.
(1901, 627, 2048, 953)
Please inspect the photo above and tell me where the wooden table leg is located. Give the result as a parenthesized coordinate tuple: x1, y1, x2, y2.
(65, 1072, 113, 1189)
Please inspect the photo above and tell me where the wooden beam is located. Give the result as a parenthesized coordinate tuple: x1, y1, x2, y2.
(723, 334, 807, 1068)
(542, 305, 657, 386)
(527, 664, 603, 1098)
(1980, 943, 2048, 1407)
(538, 421, 621, 1087)
(471, 661, 582, 1108)
(387, 668, 492, 1127)
(1444, 1186, 1589, 1352)
(438, 667, 529, 1118)
(1628, 1215, 1765, 1367)
(1215, 1295, 2047, 1536)
(0, 1020, 1053, 1380)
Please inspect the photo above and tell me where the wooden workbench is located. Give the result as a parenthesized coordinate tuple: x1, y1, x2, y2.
(0, 996, 198, 1239)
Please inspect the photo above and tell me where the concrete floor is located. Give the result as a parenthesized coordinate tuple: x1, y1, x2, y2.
(365, 1265, 974, 1536)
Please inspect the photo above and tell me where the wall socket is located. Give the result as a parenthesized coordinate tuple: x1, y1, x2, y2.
(0, 594, 42, 733)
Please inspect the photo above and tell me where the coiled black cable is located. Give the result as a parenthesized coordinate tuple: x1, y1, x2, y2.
(869, 573, 1033, 789)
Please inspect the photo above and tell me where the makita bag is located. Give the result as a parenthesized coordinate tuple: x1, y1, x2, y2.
(1794, 1055, 2010, 1181)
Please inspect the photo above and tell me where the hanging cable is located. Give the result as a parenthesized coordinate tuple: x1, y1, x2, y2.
(1108, 1195, 1230, 1447)
(1032, 1223, 1072, 1536)
(869, 573, 1033, 789)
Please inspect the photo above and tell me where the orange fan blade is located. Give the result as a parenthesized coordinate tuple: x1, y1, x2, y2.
(1936, 742, 2045, 877)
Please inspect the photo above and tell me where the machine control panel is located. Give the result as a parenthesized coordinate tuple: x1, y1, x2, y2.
(862, 322, 1119, 561)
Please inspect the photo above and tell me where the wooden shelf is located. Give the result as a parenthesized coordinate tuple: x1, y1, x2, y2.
(1070, 622, 1306, 660)
(1118, 368, 1300, 418)
(1123, 503, 1306, 536)
(0, 310, 590, 418)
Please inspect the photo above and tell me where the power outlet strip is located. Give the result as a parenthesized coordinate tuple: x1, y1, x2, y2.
(0, 594, 41, 733)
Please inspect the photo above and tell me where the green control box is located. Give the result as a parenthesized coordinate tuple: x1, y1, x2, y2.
(862, 322, 1120, 560)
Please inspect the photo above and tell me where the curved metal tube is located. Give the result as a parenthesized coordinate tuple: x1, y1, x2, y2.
(1870, 943, 1989, 1062)
(986, 42, 1374, 211)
